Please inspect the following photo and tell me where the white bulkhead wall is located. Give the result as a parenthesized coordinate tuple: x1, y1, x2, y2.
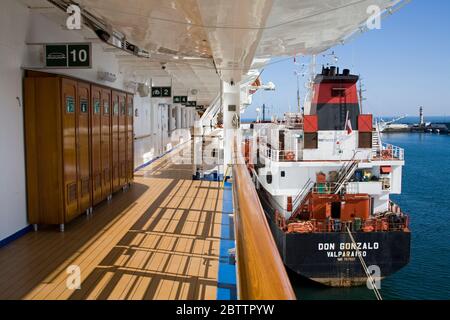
(134, 94, 157, 168)
(373, 193, 390, 213)
(0, 0, 30, 242)
(303, 131, 372, 161)
(390, 165, 403, 194)
(24, 11, 125, 90)
(133, 95, 152, 138)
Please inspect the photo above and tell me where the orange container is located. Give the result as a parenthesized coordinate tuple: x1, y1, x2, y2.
(304, 115, 318, 133)
(358, 114, 373, 132)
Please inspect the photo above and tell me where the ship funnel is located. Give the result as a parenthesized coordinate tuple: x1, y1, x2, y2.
(330, 66, 337, 76)
(311, 66, 360, 130)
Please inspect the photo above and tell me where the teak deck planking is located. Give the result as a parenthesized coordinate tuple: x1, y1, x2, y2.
(0, 143, 223, 300)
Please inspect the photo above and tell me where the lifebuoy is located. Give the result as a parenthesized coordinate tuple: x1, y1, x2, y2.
(382, 149, 392, 159)
(285, 151, 295, 161)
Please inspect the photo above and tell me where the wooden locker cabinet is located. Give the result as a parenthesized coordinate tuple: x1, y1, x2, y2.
(126, 94, 134, 182)
(24, 72, 134, 230)
(111, 91, 121, 192)
(61, 78, 80, 221)
(91, 85, 103, 206)
(101, 88, 112, 199)
(24, 77, 65, 225)
(118, 93, 127, 187)
(77, 81, 92, 214)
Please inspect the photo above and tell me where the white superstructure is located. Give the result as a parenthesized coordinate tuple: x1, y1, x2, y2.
(251, 119, 404, 218)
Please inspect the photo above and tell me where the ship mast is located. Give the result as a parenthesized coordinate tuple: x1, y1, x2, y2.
(302, 55, 317, 115)
(358, 76, 366, 114)
(296, 73, 301, 114)
(262, 103, 266, 122)
(294, 56, 302, 114)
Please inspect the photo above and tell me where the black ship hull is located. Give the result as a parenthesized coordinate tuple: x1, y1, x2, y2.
(264, 204, 411, 287)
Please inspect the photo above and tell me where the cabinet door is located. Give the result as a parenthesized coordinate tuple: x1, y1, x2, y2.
(101, 89, 112, 198)
(77, 81, 92, 213)
(91, 85, 103, 205)
(25, 78, 65, 225)
(118, 93, 127, 187)
(61, 78, 79, 220)
(111, 91, 120, 192)
(126, 94, 134, 183)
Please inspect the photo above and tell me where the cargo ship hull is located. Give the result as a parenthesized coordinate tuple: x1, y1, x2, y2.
(264, 206, 411, 287)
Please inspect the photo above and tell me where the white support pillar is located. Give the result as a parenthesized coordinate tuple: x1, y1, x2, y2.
(193, 111, 203, 170)
(168, 104, 176, 133)
(175, 104, 182, 129)
(180, 107, 185, 128)
(222, 81, 240, 171)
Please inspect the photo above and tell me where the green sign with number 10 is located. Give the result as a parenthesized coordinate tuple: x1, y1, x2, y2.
(45, 43, 91, 69)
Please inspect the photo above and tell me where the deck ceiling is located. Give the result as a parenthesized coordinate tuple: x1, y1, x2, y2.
(20, 0, 404, 105)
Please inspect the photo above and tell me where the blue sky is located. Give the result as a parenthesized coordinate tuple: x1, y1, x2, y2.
(244, 0, 450, 119)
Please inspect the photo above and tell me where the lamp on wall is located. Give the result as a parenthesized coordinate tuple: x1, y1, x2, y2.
(137, 83, 150, 97)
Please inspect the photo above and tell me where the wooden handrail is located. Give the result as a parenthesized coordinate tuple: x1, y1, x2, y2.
(232, 138, 296, 300)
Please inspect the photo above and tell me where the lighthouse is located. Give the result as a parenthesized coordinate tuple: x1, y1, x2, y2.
(419, 106, 424, 126)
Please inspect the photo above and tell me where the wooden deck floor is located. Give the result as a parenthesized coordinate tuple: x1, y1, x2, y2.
(0, 142, 224, 300)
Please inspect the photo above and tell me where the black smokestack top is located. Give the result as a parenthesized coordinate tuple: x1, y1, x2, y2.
(329, 66, 337, 76)
(314, 66, 359, 84)
(321, 66, 353, 76)
(321, 66, 331, 76)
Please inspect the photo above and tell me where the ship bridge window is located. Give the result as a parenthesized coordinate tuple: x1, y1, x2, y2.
(331, 88, 346, 97)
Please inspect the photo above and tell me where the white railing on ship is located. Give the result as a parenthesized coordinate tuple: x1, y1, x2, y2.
(259, 144, 300, 162)
(284, 113, 304, 129)
(373, 143, 405, 161)
(386, 143, 405, 160)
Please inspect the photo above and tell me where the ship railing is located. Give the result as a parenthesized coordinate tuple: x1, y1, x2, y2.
(372, 143, 405, 161)
(311, 182, 337, 194)
(259, 143, 300, 162)
(287, 216, 409, 234)
(313, 181, 389, 195)
(284, 113, 304, 129)
(232, 137, 296, 300)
